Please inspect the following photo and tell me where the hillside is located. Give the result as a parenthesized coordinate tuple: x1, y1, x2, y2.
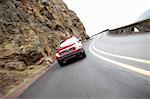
(0, 0, 88, 97)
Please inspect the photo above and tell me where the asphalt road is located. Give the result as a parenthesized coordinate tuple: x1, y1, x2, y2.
(18, 32, 150, 99)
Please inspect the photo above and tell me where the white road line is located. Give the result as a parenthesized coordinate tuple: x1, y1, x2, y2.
(92, 42, 150, 64)
(89, 44, 150, 76)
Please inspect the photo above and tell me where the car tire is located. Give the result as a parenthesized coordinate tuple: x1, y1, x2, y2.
(57, 60, 65, 67)
(80, 51, 86, 59)
(82, 51, 86, 58)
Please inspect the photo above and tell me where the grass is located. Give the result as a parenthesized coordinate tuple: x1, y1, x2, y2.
(0, 65, 49, 99)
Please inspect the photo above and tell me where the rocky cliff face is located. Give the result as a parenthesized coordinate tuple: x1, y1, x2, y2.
(0, 0, 88, 71)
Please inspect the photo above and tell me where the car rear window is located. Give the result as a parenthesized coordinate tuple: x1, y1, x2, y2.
(60, 37, 78, 47)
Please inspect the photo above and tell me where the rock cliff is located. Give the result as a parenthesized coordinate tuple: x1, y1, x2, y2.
(0, 0, 88, 71)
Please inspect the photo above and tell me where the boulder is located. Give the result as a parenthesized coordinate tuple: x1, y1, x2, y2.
(6, 62, 27, 71)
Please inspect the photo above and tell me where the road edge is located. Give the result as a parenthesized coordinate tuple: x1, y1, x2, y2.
(6, 62, 57, 99)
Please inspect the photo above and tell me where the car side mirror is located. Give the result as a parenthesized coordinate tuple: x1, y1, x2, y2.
(79, 38, 82, 41)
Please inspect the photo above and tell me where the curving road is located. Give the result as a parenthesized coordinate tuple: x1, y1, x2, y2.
(18, 32, 150, 99)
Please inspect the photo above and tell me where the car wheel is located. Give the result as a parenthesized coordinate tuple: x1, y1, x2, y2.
(57, 60, 65, 67)
(82, 51, 86, 58)
(80, 51, 86, 59)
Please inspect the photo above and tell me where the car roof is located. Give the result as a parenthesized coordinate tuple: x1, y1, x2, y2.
(60, 36, 76, 44)
(60, 36, 78, 47)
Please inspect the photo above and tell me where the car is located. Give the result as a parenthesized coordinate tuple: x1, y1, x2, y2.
(55, 36, 86, 66)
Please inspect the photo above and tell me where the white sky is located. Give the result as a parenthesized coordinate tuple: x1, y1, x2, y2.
(63, 0, 150, 36)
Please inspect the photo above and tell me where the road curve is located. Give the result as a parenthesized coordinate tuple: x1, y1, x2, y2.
(18, 32, 150, 99)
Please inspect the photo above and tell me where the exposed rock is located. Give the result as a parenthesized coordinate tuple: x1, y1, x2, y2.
(6, 61, 26, 71)
(0, 0, 89, 71)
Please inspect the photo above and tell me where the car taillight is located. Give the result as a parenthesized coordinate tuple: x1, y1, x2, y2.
(72, 47, 76, 50)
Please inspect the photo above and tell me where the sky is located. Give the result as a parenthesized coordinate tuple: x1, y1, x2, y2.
(63, 0, 150, 36)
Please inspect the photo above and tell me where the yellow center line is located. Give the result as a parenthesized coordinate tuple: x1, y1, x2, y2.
(92, 42, 150, 64)
(89, 44, 150, 77)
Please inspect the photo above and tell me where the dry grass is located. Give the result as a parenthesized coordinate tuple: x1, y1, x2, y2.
(0, 65, 49, 99)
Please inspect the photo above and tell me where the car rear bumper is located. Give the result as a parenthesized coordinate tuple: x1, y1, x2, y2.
(57, 48, 84, 61)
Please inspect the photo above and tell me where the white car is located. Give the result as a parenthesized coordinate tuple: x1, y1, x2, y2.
(55, 36, 86, 66)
